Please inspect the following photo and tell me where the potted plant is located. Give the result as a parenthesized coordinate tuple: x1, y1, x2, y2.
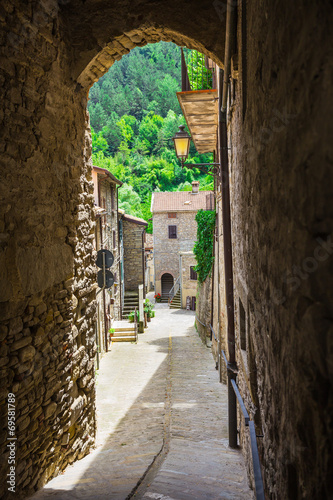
(154, 293, 161, 303)
(144, 299, 155, 322)
(128, 311, 139, 323)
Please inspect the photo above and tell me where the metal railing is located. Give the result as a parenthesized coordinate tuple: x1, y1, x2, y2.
(134, 306, 138, 342)
(221, 349, 265, 500)
(181, 47, 215, 91)
(169, 276, 180, 303)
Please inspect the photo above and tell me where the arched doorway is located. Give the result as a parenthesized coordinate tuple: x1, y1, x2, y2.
(161, 273, 174, 302)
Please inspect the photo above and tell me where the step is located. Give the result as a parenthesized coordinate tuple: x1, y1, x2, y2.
(112, 326, 136, 333)
(111, 336, 137, 342)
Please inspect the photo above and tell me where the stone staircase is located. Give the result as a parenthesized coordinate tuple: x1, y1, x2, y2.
(169, 289, 181, 309)
(122, 291, 139, 319)
(110, 320, 137, 342)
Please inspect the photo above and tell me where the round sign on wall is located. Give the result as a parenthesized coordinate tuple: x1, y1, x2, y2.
(96, 248, 114, 268)
(97, 270, 114, 289)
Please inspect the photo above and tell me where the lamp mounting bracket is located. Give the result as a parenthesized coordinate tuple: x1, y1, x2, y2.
(181, 161, 220, 177)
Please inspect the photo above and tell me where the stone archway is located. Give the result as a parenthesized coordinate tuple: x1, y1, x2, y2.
(0, 1, 332, 499)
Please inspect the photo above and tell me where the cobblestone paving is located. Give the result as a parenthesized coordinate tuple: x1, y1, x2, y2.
(32, 301, 253, 499)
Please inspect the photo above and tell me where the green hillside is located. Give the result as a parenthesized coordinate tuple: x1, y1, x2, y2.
(88, 42, 214, 232)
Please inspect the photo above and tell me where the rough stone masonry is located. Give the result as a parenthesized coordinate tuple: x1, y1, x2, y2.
(0, 0, 332, 499)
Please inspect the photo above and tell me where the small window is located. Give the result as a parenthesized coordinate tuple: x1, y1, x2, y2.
(168, 225, 177, 239)
(168, 212, 177, 218)
(239, 299, 246, 351)
(190, 266, 197, 280)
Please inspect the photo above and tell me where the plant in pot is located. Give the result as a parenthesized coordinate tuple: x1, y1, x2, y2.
(144, 299, 155, 322)
(128, 311, 139, 323)
(154, 293, 161, 303)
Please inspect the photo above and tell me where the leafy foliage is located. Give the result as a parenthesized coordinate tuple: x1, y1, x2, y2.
(193, 210, 216, 283)
(89, 42, 214, 233)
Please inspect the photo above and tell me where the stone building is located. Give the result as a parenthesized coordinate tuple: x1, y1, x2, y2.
(119, 212, 148, 316)
(0, 1, 332, 498)
(92, 166, 122, 355)
(151, 183, 214, 306)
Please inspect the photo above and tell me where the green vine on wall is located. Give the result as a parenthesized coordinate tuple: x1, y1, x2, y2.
(193, 210, 216, 283)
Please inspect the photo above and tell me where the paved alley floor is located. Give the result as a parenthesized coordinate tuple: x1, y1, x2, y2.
(32, 302, 253, 500)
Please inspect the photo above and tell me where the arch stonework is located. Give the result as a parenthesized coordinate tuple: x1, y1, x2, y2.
(0, 0, 332, 498)
(157, 270, 176, 281)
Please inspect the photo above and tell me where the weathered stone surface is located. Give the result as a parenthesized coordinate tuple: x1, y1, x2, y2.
(11, 336, 32, 351)
(44, 402, 57, 420)
(18, 345, 36, 363)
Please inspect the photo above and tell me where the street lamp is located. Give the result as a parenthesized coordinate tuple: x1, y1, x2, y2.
(172, 125, 220, 177)
(173, 125, 191, 168)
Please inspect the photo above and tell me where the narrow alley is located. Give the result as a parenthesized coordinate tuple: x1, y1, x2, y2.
(32, 300, 252, 500)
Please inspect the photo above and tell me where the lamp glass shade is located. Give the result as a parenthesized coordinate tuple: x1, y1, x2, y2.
(173, 125, 191, 161)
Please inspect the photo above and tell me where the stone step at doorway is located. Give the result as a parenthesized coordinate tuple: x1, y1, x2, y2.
(110, 320, 137, 342)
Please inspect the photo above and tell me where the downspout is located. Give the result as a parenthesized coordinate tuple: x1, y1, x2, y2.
(219, 0, 237, 448)
(117, 185, 122, 320)
(98, 178, 108, 353)
(142, 228, 146, 299)
(210, 151, 216, 340)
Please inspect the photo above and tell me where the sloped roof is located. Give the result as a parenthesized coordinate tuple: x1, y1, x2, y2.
(122, 213, 148, 226)
(92, 165, 123, 186)
(151, 191, 214, 213)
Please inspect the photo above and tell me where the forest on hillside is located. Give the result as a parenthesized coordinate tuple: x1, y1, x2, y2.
(88, 42, 213, 232)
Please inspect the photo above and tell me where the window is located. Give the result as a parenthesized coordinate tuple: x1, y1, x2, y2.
(190, 266, 198, 280)
(168, 212, 177, 218)
(168, 225, 177, 239)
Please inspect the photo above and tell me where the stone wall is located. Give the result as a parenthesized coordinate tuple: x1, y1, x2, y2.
(122, 218, 145, 291)
(226, 1, 333, 498)
(195, 276, 212, 345)
(180, 251, 198, 309)
(0, 1, 97, 497)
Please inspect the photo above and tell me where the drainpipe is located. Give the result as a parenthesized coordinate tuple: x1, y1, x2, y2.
(117, 185, 122, 320)
(219, 0, 237, 449)
(142, 228, 146, 299)
(98, 178, 108, 353)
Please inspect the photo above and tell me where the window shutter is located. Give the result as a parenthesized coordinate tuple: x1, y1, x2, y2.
(168, 225, 177, 239)
(190, 266, 198, 280)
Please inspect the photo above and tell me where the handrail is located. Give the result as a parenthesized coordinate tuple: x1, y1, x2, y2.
(169, 276, 180, 302)
(134, 306, 138, 342)
(209, 323, 217, 342)
(221, 350, 265, 500)
(195, 315, 206, 328)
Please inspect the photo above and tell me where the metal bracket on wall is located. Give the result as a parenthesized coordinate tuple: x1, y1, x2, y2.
(182, 162, 220, 177)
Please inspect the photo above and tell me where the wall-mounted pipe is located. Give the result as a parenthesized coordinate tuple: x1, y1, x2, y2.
(222, 0, 237, 113)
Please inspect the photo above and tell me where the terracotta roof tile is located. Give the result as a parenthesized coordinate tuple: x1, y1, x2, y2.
(151, 191, 214, 212)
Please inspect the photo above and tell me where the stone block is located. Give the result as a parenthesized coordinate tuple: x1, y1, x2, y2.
(10, 336, 32, 351)
(44, 402, 57, 419)
(18, 345, 36, 363)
